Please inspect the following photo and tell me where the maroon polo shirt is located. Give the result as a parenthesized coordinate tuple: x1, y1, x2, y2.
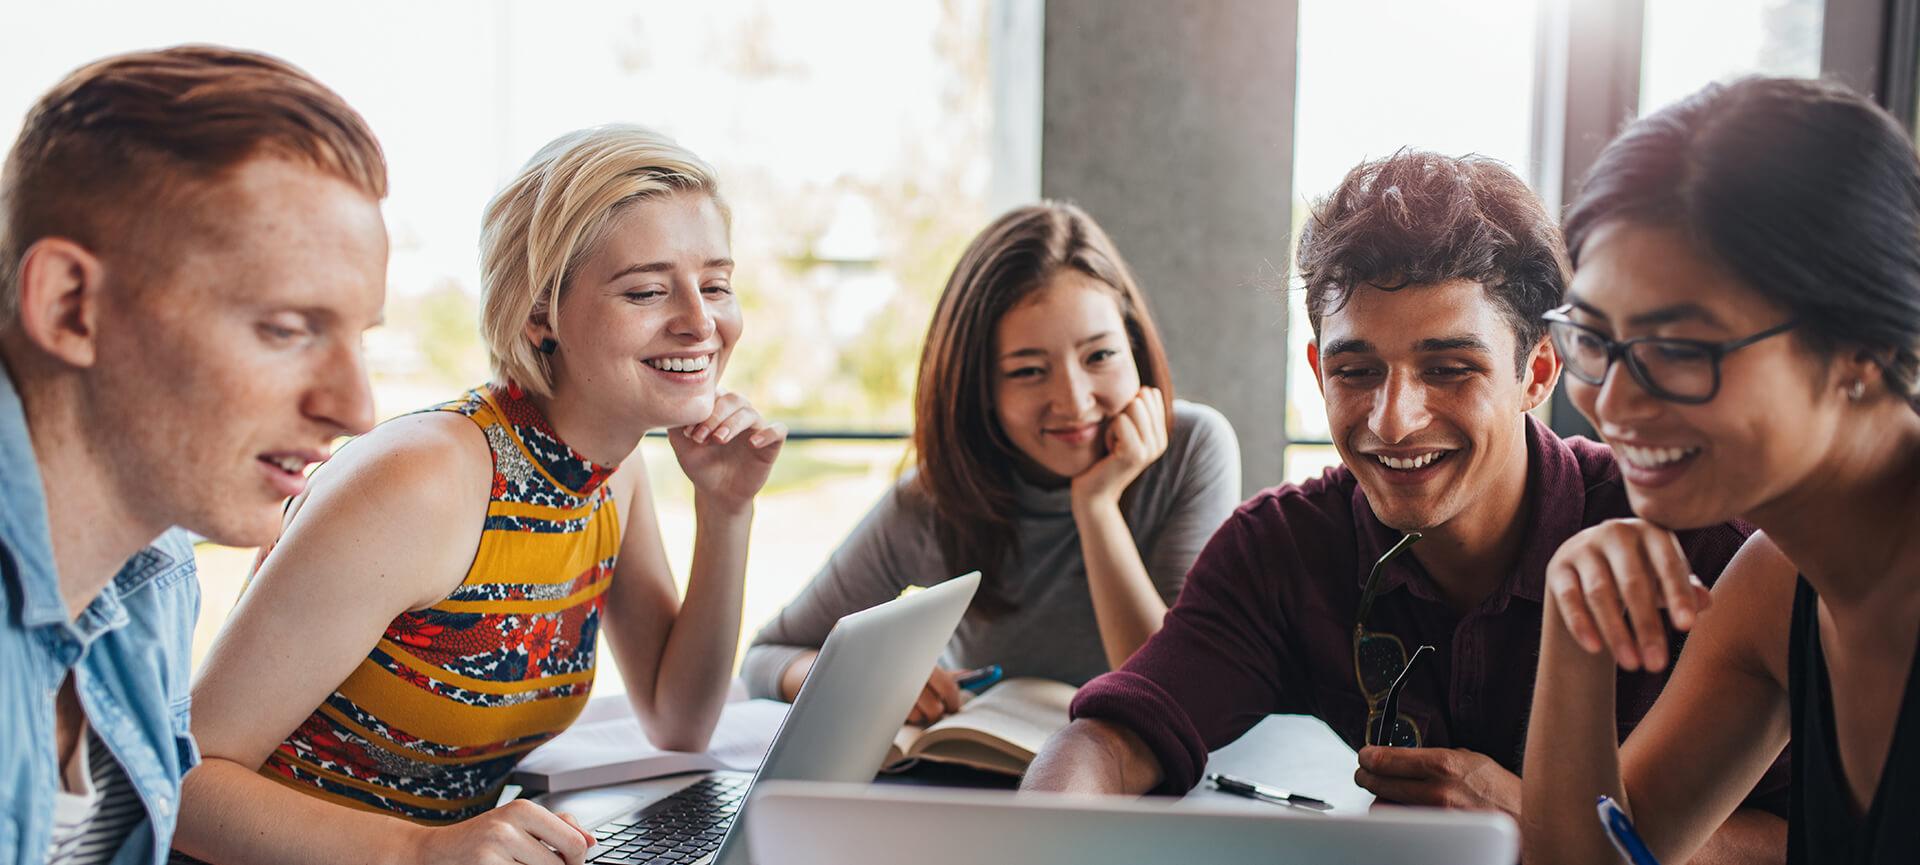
(1072, 416, 1790, 813)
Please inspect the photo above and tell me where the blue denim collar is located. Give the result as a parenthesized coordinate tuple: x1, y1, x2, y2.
(0, 360, 177, 636)
(0, 357, 68, 628)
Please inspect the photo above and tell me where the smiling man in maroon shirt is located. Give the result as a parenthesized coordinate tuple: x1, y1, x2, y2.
(1022, 152, 1788, 860)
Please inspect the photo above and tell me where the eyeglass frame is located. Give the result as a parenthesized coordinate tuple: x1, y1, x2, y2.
(1354, 531, 1425, 747)
(1542, 305, 1798, 405)
(1373, 644, 1434, 748)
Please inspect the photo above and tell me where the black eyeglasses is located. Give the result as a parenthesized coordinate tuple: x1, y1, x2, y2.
(1355, 532, 1429, 748)
(1543, 305, 1797, 404)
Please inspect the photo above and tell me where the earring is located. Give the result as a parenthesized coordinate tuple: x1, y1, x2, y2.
(1847, 379, 1867, 401)
(537, 337, 558, 355)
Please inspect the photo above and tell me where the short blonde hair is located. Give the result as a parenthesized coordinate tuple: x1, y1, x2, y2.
(480, 124, 728, 396)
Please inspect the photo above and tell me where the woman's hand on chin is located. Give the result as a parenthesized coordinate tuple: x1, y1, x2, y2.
(1070, 386, 1168, 510)
(1544, 517, 1714, 673)
(669, 388, 786, 512)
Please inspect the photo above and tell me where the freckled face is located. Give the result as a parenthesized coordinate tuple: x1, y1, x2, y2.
(992, 271, 1141, 480)
(88, 158, 388, 547)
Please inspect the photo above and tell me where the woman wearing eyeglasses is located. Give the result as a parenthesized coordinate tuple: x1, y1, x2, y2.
(1522, 77, 1920, 864)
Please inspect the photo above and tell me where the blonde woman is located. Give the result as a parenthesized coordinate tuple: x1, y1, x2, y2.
(173, 125, 784, 865)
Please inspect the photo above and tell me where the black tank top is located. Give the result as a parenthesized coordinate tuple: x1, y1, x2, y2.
(1787, 577, 1920, 864)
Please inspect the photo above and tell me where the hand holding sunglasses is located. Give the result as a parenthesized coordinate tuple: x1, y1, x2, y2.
(1354, 532, 1434, 747)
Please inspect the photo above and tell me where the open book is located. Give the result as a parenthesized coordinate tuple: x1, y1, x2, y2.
(511, 696, 788, 793)
(882, 678, 1077, 776)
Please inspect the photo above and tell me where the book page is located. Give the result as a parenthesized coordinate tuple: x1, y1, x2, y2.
(883, 724, 925, 771)
(911, 678, 1076, 762)
(705, 698, 789, 769)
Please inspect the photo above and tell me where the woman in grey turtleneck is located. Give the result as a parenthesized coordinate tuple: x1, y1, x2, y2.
(743, 202, 1241, 723)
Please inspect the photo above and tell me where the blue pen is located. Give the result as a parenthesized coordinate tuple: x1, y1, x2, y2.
(1596, 795, 1662, 865)
(955, 664, 1003, 694)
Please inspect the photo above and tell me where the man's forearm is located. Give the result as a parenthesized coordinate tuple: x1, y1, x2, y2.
(1021, 719, 1163, 795)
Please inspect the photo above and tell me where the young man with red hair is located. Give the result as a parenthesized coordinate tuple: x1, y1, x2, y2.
(0, 46, 388, 862)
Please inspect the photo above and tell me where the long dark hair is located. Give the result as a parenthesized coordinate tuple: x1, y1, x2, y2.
(1564, 77, 1920, 406)
(912, 201, 1174, 614)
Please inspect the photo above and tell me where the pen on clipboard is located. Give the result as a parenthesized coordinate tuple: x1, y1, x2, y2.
(954, 664, 1003, 694)
(1207, 772, 1332, 812)
(1596, 795, 1662, 865)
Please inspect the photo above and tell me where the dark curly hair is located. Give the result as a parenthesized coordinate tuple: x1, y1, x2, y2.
(1295, 150, 1568, 372)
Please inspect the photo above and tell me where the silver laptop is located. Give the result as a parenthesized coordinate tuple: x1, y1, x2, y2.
(579, 572, 980, 865)
(744, 781, 1519, 865)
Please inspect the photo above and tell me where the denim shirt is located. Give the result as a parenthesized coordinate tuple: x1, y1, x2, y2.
(0, 363, 200, 865)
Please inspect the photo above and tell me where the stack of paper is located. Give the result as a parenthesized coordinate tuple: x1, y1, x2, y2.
(1195, 714, 1375, 813)
(512, 697, 790, 793)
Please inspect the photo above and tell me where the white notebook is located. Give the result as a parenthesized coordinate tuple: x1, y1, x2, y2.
(511, 696, 789, 793)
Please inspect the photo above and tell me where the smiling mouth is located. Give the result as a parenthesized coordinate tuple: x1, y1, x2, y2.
(1617, 444, 1700, 469)
(643, 354, 713, 373)
(1043, 423, 1101, 442)
(260, 454, 310, 475)
(1372, 450, 1454, 471)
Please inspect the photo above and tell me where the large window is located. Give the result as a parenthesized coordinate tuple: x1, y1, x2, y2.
(2, 0, 1862, 694)
(1641, 0, 1823, 113)
(1278, 0, 1827, 482)
(1, 2, 991, 688)
(1284, 0, 1542, 482)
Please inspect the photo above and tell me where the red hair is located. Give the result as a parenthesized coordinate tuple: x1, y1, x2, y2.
(1, 45, 387, 316)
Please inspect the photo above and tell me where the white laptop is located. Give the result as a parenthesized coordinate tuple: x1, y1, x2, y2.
(577, 572, 980, 865)
(744, 781, 1519, 865)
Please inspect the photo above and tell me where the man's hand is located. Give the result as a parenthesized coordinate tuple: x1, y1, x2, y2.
(1354, 746, 1520, 817)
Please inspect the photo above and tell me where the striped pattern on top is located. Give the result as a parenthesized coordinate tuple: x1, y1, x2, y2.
(261, 382, 622, 824)
(47, 728, 144, 864)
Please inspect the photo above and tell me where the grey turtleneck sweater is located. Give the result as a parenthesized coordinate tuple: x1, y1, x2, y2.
(742, 400, 1241, 696)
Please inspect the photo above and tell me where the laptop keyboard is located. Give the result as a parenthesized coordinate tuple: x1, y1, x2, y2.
(586, 775, 749, 863)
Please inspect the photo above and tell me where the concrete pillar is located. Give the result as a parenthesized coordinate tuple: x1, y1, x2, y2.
(1534, 0, 1644, 440)
(1039, 0, 1299, 494)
